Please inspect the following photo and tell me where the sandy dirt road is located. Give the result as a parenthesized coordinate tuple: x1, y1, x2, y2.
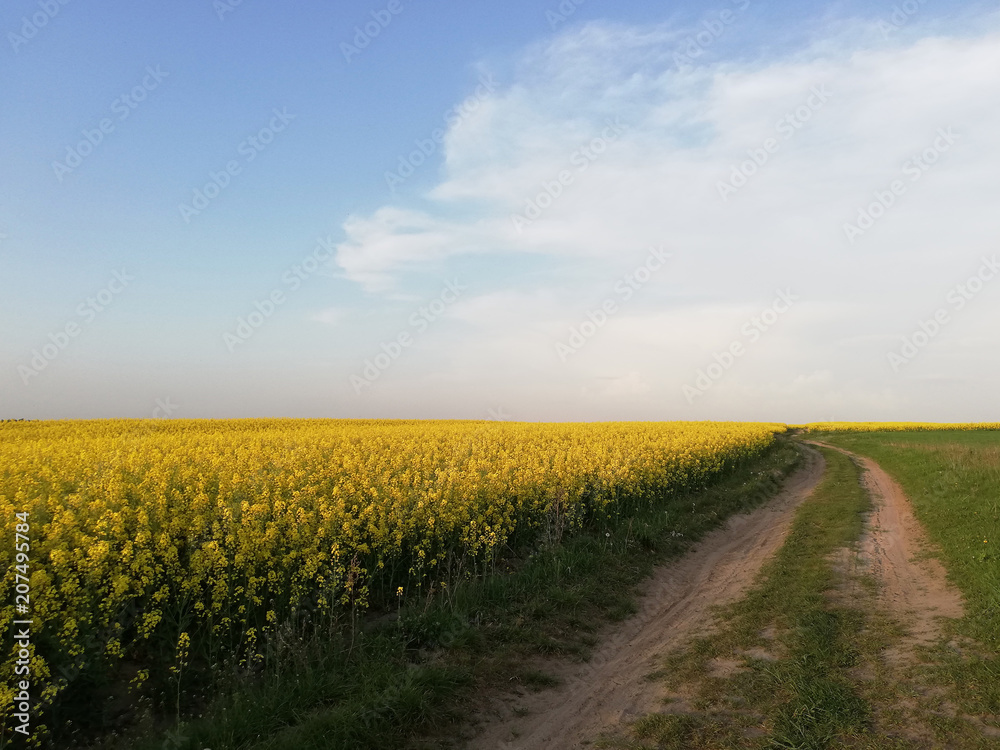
(807, 441, 965, 655)
(467, 445, 826, 750)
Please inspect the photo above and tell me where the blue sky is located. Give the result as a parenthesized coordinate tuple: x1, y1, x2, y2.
(2, 0, 998, 422)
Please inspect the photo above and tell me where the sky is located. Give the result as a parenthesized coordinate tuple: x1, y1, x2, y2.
(1, 0, 998, 423)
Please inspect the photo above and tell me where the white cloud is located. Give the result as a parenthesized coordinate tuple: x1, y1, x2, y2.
(311, 308, 346, 326)
(334, 14, 1000, 421)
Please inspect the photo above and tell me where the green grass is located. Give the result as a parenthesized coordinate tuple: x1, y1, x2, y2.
(607, 446, 887, 749)
(86, 438, 803, 750)
(815, 431, 1000, 725)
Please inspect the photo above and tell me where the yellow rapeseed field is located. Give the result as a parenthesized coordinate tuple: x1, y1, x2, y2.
(0, 419, 784, 732)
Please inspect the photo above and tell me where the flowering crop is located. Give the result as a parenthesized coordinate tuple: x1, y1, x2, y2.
(0, 419, 784, 739)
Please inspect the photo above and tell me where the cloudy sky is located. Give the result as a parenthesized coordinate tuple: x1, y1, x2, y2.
(2, 0, 998, 422)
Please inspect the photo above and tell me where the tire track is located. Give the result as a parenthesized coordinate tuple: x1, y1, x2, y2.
(807, 440, 965, 655)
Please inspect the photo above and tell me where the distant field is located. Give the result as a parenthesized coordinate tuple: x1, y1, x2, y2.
(805, 422, 1000, 433)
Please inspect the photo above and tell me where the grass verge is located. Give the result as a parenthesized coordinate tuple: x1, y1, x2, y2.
(86, 438, 803, 750)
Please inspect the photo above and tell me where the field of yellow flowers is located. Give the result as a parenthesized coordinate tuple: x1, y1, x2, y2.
(0, 419, 784, 738)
